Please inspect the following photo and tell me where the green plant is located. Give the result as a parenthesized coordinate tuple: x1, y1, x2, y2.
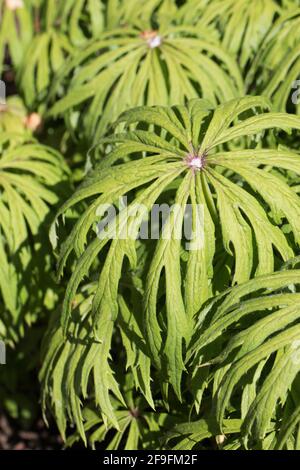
(189, 267, 300, 450)
(3, 0, 300, 452)
(247, 9, 300, 112)
(41, 96, 300, 447)
(0, 0, 33, 75)
(49, 19, 243, 142)
(16, 2, 74, 111)
(164, 417, 242, 450)
(15, 0, 178, 111)
(177, 0, 283, 69)
(0, 133, 68, 342)
(57, 0, 178, 45)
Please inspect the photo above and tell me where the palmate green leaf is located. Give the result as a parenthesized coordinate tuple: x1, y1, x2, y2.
(57, 0, 178, 45)
(52, 96, 300, 407)
(17, 29, 74, 110)
(190, 269, 300, 448)
(164, 416, 242, 450)
(48, 20, 243, 142)
(40, 284, 166, 447)
(0, 133, 68, 343)
(3, 0, 85, 111)
(63, 393, 176, 450)
(118, 295, 154, 409)
(247, 9, 300, 112)
(37, 0, 178, 47)
(177, 0, 282, 69)
(0, 0, 33, 74)
(276, 395, 300, 450)
(0, 0, 178, 85)
(40, 284, 125, 443)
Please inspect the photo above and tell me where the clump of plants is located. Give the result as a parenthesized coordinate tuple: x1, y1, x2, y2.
(2, 0, 300, 451)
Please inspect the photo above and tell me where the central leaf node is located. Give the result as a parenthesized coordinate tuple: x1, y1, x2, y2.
(185, 152, 205, 171)
(140, 30, 162, 48)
